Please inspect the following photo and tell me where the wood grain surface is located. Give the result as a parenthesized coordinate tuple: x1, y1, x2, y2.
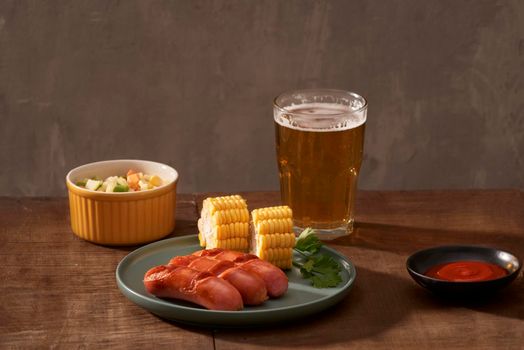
(1, 191, 523, 349)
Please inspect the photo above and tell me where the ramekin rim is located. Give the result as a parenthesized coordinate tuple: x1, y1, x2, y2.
(65, 159, 179, 196)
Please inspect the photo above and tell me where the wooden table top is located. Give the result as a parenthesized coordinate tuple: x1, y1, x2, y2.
(1, 190, 523, 349)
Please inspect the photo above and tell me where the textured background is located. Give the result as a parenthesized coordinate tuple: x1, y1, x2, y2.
(1, 0, 523, 196)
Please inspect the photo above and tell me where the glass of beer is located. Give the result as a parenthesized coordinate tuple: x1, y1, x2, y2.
(273, 89, 367, 239)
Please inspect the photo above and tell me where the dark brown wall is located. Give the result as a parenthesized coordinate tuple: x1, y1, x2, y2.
(1, 0, 523, 196)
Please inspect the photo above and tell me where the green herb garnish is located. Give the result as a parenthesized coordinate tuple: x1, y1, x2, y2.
(293, 228, 343, 288)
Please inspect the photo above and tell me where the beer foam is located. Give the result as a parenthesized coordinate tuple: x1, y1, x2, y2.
(274, 103, 366, 132)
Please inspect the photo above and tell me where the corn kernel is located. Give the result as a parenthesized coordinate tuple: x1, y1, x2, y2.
(251, 205, 294, 269)
(198, 195, 250, 252)
(149, 175, 162, 187)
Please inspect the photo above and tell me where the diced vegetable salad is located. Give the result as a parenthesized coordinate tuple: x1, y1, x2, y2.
(76, 170, 163, 192)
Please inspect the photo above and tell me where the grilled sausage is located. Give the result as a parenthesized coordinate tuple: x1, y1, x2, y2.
(169, 256, 268, 305)
(143, 264, 243, 311)
(193, 249, 289, 298)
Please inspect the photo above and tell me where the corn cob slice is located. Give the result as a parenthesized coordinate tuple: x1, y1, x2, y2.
(198, 195, 250, 252)
(250, 205, 295, 269)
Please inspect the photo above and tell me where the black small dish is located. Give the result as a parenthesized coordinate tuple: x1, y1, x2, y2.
(406, 245, 521, 297)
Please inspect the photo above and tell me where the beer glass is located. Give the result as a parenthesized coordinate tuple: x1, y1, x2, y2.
(273, 89, 367, 239)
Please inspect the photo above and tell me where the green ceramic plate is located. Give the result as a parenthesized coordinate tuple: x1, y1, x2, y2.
(116, 235, 356, 327)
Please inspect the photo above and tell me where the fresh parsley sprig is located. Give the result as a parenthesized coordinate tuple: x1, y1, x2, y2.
(293, 228, 343, 288)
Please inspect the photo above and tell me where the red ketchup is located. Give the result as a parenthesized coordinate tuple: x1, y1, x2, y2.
(425, 261, 508, 282)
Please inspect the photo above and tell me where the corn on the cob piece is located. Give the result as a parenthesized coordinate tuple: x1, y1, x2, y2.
(250, 205, 295, 269)
(198, 195, 250, 252)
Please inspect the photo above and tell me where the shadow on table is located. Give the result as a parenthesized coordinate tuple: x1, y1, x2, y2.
(151, 314, 216, 336)
(86, 219, 198, 253)
(406, 276, 524, 321)
(336, 222, 524, 322)
(212, 266, 410, 347)
(331, 222, 524, 259)
(152, 267, 522, 345)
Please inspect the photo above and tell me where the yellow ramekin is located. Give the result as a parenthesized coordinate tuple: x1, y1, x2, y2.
(66, 160, 179, 245)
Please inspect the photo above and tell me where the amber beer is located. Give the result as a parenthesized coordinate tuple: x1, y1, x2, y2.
(274, 90, 367, 237)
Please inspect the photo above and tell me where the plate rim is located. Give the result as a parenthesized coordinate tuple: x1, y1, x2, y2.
(116, 234, 356, 320)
